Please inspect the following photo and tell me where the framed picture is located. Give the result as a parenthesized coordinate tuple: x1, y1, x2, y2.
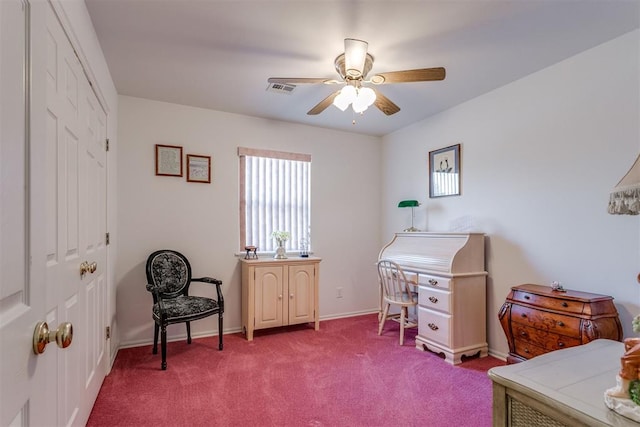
(186, 154, 211, 183)
(155, 144, 183, 177)
(429, 144, 461, 198)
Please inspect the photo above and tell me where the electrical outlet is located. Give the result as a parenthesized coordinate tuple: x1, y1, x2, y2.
(336, 287, 343, 298)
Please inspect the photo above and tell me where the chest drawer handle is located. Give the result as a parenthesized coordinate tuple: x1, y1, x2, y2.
(428, 296, 438, 304)
(524, 348, 530, 353)
(428, 279, 438, 286)
(524, 295, 530, 300)
(557, 321, 565, 327)
(558, 342, 565, 347)
(562, 302, 568, 307)
(520, 331, 527, 337)
(520, 313, 527, 318)
(427, 323, 439, 331)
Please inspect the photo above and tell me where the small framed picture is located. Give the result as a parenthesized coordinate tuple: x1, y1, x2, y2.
(429, 144, 461, 198)
(155, 144, 183, 177)
(186, 154, 211, 183)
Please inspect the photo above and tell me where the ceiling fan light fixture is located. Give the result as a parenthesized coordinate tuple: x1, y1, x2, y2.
(351, 87, 376, 113)
(344, 38, 368, 78)
(333, 85, 357, 111)
(359, 87, 376, 106)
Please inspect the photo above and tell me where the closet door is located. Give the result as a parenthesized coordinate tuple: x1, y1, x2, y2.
(0, 3, 109, 425)
(0, 1, 48, 426)
(44, 4, 108, 425)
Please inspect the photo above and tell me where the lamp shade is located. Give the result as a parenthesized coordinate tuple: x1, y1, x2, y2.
(398, 200, 420, 208)
(608, 154, 640, 215)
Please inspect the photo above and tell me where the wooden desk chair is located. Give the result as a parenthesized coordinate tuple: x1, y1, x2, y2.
(377, 259, 418, 345)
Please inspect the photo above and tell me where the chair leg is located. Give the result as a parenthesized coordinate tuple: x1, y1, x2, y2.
(186, 321, 192, 344)
(218, 313, 223, 350)
(152, 323, 159, 354)
(400, 307, 406, 346)
(378, 304, 390, 336)
(161, 324, 167, 370)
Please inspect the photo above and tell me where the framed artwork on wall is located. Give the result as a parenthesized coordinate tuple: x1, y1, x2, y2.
(429, 144, 461, 198)
(155, 144, 183, 177)
(186, 154, 211, 183)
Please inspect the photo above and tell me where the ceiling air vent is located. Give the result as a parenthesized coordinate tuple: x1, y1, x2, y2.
(266, 82, 296, 94)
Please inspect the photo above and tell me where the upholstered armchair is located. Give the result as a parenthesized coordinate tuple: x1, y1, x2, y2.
(145, 249, 224, 370)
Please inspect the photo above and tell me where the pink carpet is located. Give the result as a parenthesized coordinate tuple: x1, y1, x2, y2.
(87, 314, 504, 426)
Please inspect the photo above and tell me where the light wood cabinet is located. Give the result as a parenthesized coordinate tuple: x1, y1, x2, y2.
(240, 257, 321, 341)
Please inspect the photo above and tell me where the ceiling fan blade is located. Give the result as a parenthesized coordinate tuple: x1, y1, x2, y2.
(307, 90, 341, 115)
(268, 77, 336, 84)
(370, 67, 446, 84)
(373, 90, 400, 116)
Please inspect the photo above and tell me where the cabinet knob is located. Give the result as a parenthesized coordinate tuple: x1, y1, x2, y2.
(524, 295, 530, 300)
(521, 313, 527, 318)
(428, 279, 438, 286)
(290, 293, 294, 299)
(557, 321, 564, 327)
(558, 342, 565, 347)
(562, 302, 568, 308)
(428, 296, 438, 304)
(524, 348, 529, 353)
(278, 294, 283, 300)
(520, 331, 527, 337)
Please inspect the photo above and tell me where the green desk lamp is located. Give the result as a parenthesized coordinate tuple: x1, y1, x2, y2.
(398, 200, 421, 232)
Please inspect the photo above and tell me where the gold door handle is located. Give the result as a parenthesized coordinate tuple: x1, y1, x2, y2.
(33, 321, 73, 354)
(80, 261, 97, 277)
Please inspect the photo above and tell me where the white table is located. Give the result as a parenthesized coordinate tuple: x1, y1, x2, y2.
(488, 339, 638, 426)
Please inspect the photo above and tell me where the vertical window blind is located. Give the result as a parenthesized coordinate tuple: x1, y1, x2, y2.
(238, 147, 311, 252)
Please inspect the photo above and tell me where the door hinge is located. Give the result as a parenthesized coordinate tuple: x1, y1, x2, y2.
(105, 138, 109, 152)
(106, 232, 110, 245)
(105, 326, 111, 340)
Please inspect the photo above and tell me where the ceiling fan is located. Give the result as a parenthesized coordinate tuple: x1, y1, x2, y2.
(268, 38, 446, 117)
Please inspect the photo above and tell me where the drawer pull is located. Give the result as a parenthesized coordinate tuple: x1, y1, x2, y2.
(428, 279, 438, 286)
(520, 331, 527, 337)
(427, 323, 439, 331)
(524, 348, 529, 353)
(562, 302, 568, 307)
(520, 313, 527, 318)
(557, 321, 564, 327)
(428, 296, 438, 304)
(558, 342, 565, 347)
(524, 295, 530, 300)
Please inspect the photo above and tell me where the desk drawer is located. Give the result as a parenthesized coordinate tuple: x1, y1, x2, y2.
(418, 274, 450, 290)
(418, 307, 451, 347)
(418, 287, 451, 314)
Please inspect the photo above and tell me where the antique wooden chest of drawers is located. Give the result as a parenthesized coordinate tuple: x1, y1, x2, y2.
(498, 284, 622, 364)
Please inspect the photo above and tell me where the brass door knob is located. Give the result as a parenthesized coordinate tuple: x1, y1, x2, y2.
(33, 321, 73, 354)
(80, 261, 97, 277)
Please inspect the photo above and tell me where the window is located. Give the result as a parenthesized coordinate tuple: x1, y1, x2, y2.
(238, 147, 311, 253)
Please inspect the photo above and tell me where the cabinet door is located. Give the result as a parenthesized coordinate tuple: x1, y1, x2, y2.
(254, 265, 284, 330)
(288, 264, 315, 325)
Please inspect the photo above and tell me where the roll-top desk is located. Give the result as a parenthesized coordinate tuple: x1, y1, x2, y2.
(378, 232, 488, 364)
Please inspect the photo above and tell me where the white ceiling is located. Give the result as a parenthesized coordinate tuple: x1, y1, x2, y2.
(85, 0, 639, 137)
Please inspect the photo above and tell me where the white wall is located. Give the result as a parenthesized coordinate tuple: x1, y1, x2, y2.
(116, 96, 381, 346)
(382, 30, 640, 358)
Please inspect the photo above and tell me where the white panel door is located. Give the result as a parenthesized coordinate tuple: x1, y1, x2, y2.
(0, 1, 48, 426)
(0, 2, 108, 426)
(45, 4, 108, 426)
